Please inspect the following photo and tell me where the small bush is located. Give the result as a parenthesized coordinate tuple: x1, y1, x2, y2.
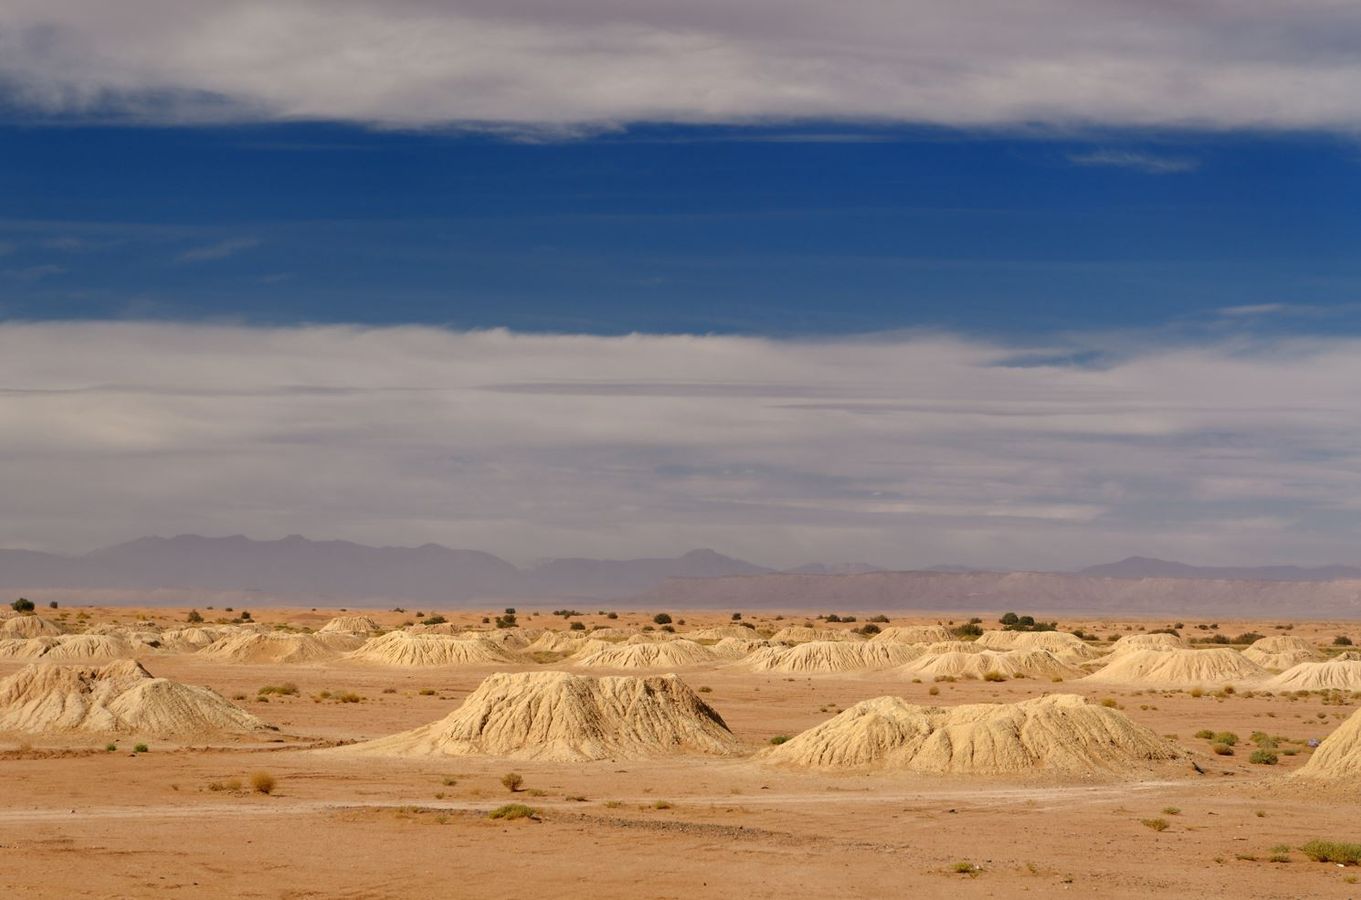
(769, 735, 791, 745)
(419, 688, 436, 696)
(652, 613, 672, 625)
(951, 861, 980, 876)
(258, 682, 299, 697)
(105, 742, 117, 752)
(1162, 807, 1181, 816)
(1141, 818, 1169, 832)
(250, 771, 277, 794)
(133, 743, 149, 753)
(652, 800, 672, 810)
(1212, 743, 1234, 756)
(1212, 731, 1239, 746)
(1301, 840, 1361, 865)
(1250, 749, 1279, 765)
(1335, 636, 1354, 647)
(982, 671, 1007, 682)
(1194, 729, 1215, 740)
(488, 803, 538, 821)
(10, 597, 34, 613)
(501, 772, 524, 792)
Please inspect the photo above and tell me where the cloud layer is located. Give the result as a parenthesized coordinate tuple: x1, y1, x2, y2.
(3, 322, 1361, 568)
(2, 1, 1361, 130)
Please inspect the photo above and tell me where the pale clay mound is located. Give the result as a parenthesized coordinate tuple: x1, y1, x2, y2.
(1265, 660, 1361, 691)
(0, 660, 268, 738)
(768, 627, 866, 644)
(1105, 633, 1191, 655)
(39, 635, 143, 662)
(1297, 706, 1361, 780)
(974, 631, 1103, 661)
(1243, 636, 1323, 670)
(870, 625, 954, 645)
(763, 693, 1177, 775)
(0, 616, 64, 639)
(707, 638, 771, 660)
(0, 638, 60, 659)
(527, 631, 593, 654)
(684, 625, 762, 641)
(344, 631, 517, 667)
(337, 670, 738, 762)
(741, 641, 924, 674)
(898, 649, 1082, 681)
(318, 615, 380, 634)
(199, 631, 364, 664)
(1084, 648, 1267, 686)
(574, 639, 718, 670)
(158, 626, 238, 652)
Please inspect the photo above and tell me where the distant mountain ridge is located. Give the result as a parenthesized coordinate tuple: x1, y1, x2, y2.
(1078, 556, 1361, 582)
(0, 534, 776, 603)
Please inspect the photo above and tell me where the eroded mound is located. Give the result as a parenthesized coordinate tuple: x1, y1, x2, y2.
(158, 626, 238, 652)
(975, 631, 1102, 661)
(769, 627, 865, 644)
(574, 639, 717, 670)
(1266, 660, 1361, 691)
(1105, 633, 1190, 655)
(1084, 648, 1266, 686)
(0, 660, 267, 737)
(684, 625, 762, 641)
(898, 649, 1081, 681)
(200, 631, 363, 664)
(338, 671, 738, 761)
(742, 641, 923, 674)
(763, 693, 1176, 775)
(318, 615, 380, 634)
(1297, 706, 1361, 781)
(1243, 636, 1323, 670)
(344, 631, 517, 667)
(0, 616, 64, 639)
(870, 625, 954, 645)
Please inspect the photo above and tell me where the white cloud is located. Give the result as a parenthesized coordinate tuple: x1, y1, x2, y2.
(177, 237, 259, 263)
(1, 2, 1360, 131)
(1068, 150, 1200, 174)
(3, 322, 1361, 568)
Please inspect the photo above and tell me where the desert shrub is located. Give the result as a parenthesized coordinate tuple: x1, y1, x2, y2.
(769, 735, 791, 745)
(258, 682, 299, 697)
(10, 598, 34, 613)
(951, 622, 983, 639)
(1250, 749, 1279, 765)
(951, 861, 980, 876)
(652, 800, 672, 810)
(419, 688, 436, 696)
(1301, 841, 1361, 865)
(858, 623, 881, 636)
(1232, 632, 1264, 645)
(1194, 729, 1215, 740)
(1336, 636, 1354, 646)
(421, 615, 447, 625)
(1141, 818, 1169, 832)
(105, 743, 117, 752)
(1212, 743, 1234, 756)
(652, 613, 672, 625)
(501, 772, 524, 792)
(186, 609, 204, 623)
(133, 743, 149, 753)
(1162, 807, 1181, 816)
(1212, 731, 1239, 746)
(928, 686, 940, 696)
(569, 621, 586, 631)
(1099, 698, 1118, 708)
(250, 771, 277, 794)
(488, 803, 538, 821)
(441, 776, 458, 786)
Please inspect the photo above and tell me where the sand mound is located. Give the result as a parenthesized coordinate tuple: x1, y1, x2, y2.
(574, 639, 718, 670)
(1297, 706, 1361, 781)
(684, 625, 761, 641)
(975, 631, 1102, 661)
(526, 631, 595, 655)
(707, 638, 770, 660)
(0, 616, 64, 639)
(1106, 633, 1191, 655)
(870, 625, 954, 644)
(899, 649, 1082, 681)
(455, 629, 534, 649)
(318, 615, 380, 634)
(200, 631, 363, 664)
(1084, 648, 1266, 686)
(0, 637, 61, 659)
(919, 640, 985, 654)
(769, 627, 865, 644)
(1243, 636, 1323, 670)
(41, 635, 141, 662)
(344, 631, 517, 667)
(1265, 660, 1361, 691)
(338, 671, 738, 761)
(742, 641, 924, 674)
(158, 626, 237, 652)
(0, 660, 268, 737)
(764, 693, 1176, 774)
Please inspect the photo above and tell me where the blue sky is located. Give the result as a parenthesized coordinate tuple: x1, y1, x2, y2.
(3, 123, 1359, 336)
(5, 1, 1361, 568)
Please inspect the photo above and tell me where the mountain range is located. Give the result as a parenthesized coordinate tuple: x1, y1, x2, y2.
(5, 537, 1361, 613)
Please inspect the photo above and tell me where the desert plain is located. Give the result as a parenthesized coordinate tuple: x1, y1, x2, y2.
(4, 605, 1361, 898)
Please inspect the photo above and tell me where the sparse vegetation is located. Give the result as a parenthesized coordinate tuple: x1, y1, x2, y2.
(250, 771, 277, 794)
(769, 735, 791, 745)
(501, 772, 524, 792)
(10, 597, 34, 613)
(133, 743, 149, 753)
(1301, 840, 1361, 865)
(488, 803, 538, 820)
(1141, 817, 1170, 832)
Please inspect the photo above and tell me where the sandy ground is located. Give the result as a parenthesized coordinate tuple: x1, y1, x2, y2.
(4, 606, 1361, 898)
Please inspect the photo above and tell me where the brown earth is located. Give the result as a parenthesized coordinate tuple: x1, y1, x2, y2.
(3, 605, 1361, 898)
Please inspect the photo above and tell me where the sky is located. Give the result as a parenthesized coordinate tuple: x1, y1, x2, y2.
(2, 1, 1361, 568)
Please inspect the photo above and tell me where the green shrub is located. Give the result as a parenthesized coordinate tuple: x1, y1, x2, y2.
(1212, 731, 1239, 746)
(488, 803, 538, 820)
(1141, 818, 1169, 832)
(1250, 749, 1279, 765)
(1212, 743, 1234, 756)
(501, 772, 524, 792)
(1194, 729, 1215, 740)
(133, 743, 149, 753)
(1301, 841, 1361, 865)
(769, 735, 791, 745)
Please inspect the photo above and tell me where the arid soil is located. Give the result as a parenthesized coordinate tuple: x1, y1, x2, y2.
(3, 606, 1361, 898)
